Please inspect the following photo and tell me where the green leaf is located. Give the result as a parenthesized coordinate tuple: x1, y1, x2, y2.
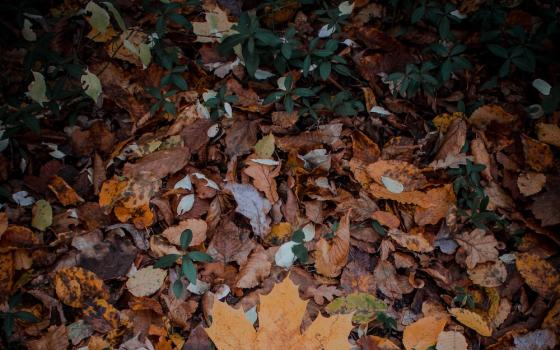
(31, 199, 52, 231)
(284, 95, 294, 112)
(292, 229, 305, 243)
(168, 13, 191, 29)
(182, 257, 197, 284)
(334, 64, 352, 77)
(171, 74, 188, 90)
(319, 61, 331, 81)
(85, 1, 110, 33)
(255, 31, 281, 46)
(263, 91, 284, 105)
(244, 51, 259, 78)
(172, 279, 184, 297)
(281, 44, 292, 59)
(498, 59, 510, 78)
(293, 88, 314, 97)
(81, 69, 102, 103)
(371, 220, 386, 236)
(326, 293, 387, 325)
(27, 71, 49, 106)
(411, 5, 425, 23)
(154, 254, 180, 268)
(180, 229, 193, 250)
(187, 251, 213, 262)
(487, 44, 508, 59)
(291, 243, 308, 263)
(23, 114, 40, 133)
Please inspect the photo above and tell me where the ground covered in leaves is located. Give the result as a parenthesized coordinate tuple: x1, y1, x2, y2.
(1, 0, 560, 349)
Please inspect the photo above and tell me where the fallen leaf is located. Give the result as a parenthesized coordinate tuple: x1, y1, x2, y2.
(83, 298, 121, 333)
(192, 5, 235, 43)
(513, 329, 557, 350)
(530, 178, 560, 227)
(54, 267, 109, 308)
(371, 211, 400, 229)
(0, 253, 14, 295)
(225, 183, 272, 238)
(521, 134, 554, 172)
(468, 105, 516, 130)
(449, 308, 492, 337)
(305, 285, 342, 305)
(314, 210, 351, 277)
(455, 229, 499, 269)
(436, 331, 468, 350)
(325, 292, 386, 324)
(434, 118, 467, 163)
(517, 172, 546, 196)
(244, 162, 281, 203)
(127, 266, 167, 297)
(207, 221, 255, 265)
(358, 336, 400, 350)
(374, 259, 414, 299)
(402, 316, 447, 350)
(162, 219, 207, 247)
(515, 253, 560, 298)
(369, 182, 430, 207)
(235, 246, 271, 289)
(414, 184, 456, 225)
(276, 123, 342, 151)
(468, 261, 507, 287)
(31, 199, 52, 231)
(255, 134, 276, 159)
(470, 138, 493, 181)
(536, 123, 560, 147)
(48, 176, 84, 206)
(27, 325, 68, 350)
(389, 228, 434, 253)
(123, 147, 190, 179)
(205, 276, 353, 350)
(367, 160, 427, 191)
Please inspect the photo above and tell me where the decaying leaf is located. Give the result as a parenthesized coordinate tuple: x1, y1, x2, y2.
(162, 219, 207, 247)
(436, 331, 468, 350)
(205, 276, 353, 350)
(48, 176, 84, 206)
(367, 160, 427, 191)
(54, 267, 109, 308)
(374, 259, 414, 299)
(449, 308, 492, 337)
(468, 261, 507, 287)
(455, 229, 499, 269)
(314, 210, 350, 278)
(513, 329, 557, 350)
(515, 253, 560, 298)
(225, 183, 272, 238)
(402, 316, 447, 350)
(468, 105, 516, 130)
(517, 172, 546, 196)
(521, 134, 554, 172)
(389, 228, 434, 253)
(126, 266, 167, 297)
(235, 246, 271, 289)
(325, 292, 386, 324)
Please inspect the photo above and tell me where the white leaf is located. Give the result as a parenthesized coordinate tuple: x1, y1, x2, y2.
(275, 241, 298, 268)
(224, 102, 233, 118)
(302, 223, 315, 242)
(174, 175, 192, 190)
(81, 69, 102, 103)
(12, 191, 35, 206)
(251, 159, 280, 166)
(177, 194, 195, 215)
(318, 24, 336, 38)
(338, 1, 354, 15)
(381, 176, 404, 193)
(22, 19, 37, 41)
(192, 172, 220, 190)
(370, 105, 391, 115)
(27, 71, 49, 106)
(450, 10, 467, 19)
(342, 39, 358, 47)
(196, 100, 211, 119)
(254, 69, 275, 80)
(187, 279, 210, 295)
(85, 1, 110, 34)
(244, 306, 258, 325)
(277, 76, 288, 91)
(202, 90, 217, 102)
(215, 284, 230, 300)
(532, 79, 552, 96)
(225, 183, 271, 238)
(207, 124, 220, 138)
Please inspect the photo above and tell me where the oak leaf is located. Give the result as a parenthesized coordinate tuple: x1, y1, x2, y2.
(455, 229, 499, 269)
(449, 308, 492, 337)
(314, 210, 350, 277)
(205, 276, 353, 350)
(402, 316, 447, 350)
(515, 253, 560, 298)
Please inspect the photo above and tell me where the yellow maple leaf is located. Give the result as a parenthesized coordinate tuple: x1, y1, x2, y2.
(205, 276, 353, 350)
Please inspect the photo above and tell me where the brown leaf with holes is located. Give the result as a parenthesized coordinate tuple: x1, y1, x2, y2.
(314, 210, 351, 278)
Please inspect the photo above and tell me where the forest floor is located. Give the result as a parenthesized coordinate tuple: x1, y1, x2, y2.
(1, 0, 560, 349)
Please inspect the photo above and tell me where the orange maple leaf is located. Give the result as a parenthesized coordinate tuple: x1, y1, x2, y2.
(205, 276, 354, 350)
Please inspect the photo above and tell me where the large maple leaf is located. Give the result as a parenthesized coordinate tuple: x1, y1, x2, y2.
(205, 276, 353, 350)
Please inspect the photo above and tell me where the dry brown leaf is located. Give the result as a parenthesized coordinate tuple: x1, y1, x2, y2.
(469, 105, 516, 130)
(48, 175, 84, 206)
(414, 184, 455, 225)
(543, 299, 560, 331)
(83, 298, 121, 333)
(402, 316, 447, 350)
(271, 111, 299, 128)
(471, 138, 493, 181)
(367, 160, 427, 191)
(106, 29, 147, 66)
(369, 183, 430, 207)
(98, 177, 128, 211)
(517, 172, 546, 196)
(436, 331, 468, 350)
(207, 221, 255, 265)
(0, 252, 14, 295)
(434, 118, 467, 163)
(126, 266, 167, 297)
(244, 163, 281, 203)
(305, 285, 343, 305)
(358, 335, 400, 350)
(521, 134, 554, 172)
(27, 325, 68, 350)
(374, 259, 414, 299)
(490, 298, 511, 328)
(349, 131, 380, 187)
(235, 246, 271, 289)
(455, 229, 499, 269)
(123, 147, 190, 179)
(389, 228, 434, 253)
(54, 267, 109, 308)
(276, 123, 342, 151)
(536, 123, 560, 147)
(371, 211, 400, 229)
(205, 276, 353, 350)
(162, 219, 207, 247)
(314, 210, 350, 278)
(449, 308, 492, 337)
(515, 253, 560, 298)
(468, 261, 507, 287)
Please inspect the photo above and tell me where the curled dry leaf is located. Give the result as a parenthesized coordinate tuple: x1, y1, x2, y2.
(389, 228, 434, 253)
(455, 229, 499, 269)
(205, 276, 354, 350)
(434, 118, 467, 163)
(468, 261, 507, 287)
(235, 246, 271, 289)
(449, 308, 492, 337)
(402, 316, 447, 350)
(54, 267, 109, 308)
(126, 266, 167, 297)
(162, 219, 207, 247)
(436, 331, 468, 350)
(225, 183, 272, 238)
(515, 253, 560, 298)
(374, 259, 414, 299)
(314, 210, 350, 278)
